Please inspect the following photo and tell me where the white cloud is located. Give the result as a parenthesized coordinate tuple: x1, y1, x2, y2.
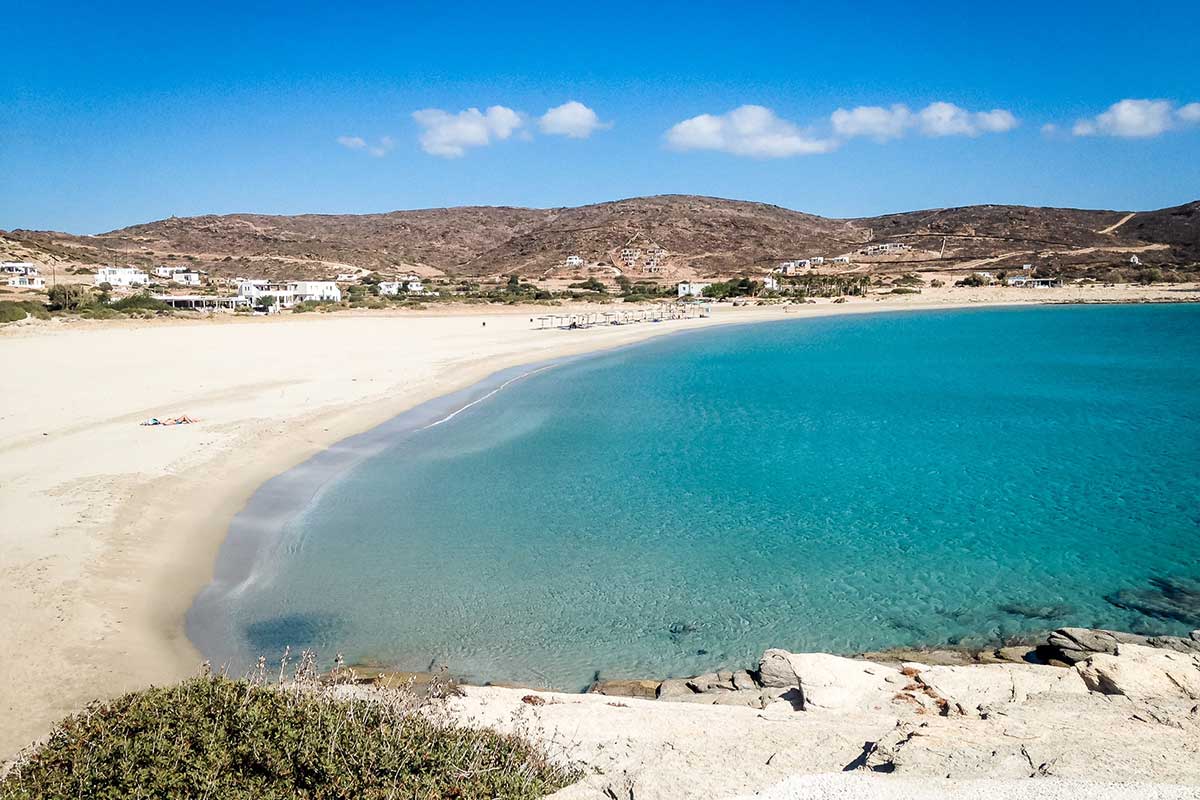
(831, 104, 912, 141)
(337, 135, 395, 157)
(973, 109, 1019, 133)
(1041, 123, 1059, 136)
(917, 102, 1018, 136)
(539, 101, 610, 138)
(1072, 99, 1177, 138)
(1176, 102, 1200, 123)
(665, 105, 837, 158)
(412, 105, 524, 158)
(830, 102, 1017, 141)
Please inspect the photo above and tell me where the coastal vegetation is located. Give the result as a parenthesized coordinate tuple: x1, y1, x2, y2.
(0, 660, 578, 800)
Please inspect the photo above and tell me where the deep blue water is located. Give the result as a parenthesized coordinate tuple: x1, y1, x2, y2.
(194, 304, 1200, 689)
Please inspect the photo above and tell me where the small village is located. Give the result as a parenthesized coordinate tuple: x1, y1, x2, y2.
(0, 234, 1174, 326)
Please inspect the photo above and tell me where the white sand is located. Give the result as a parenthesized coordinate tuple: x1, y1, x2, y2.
(0, 285, 1195, 767)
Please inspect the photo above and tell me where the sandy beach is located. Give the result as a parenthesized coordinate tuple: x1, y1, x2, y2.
(0, 283, 1195, 763)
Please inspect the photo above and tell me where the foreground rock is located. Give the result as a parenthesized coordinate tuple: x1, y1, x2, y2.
(1075, 643, 1200, 701)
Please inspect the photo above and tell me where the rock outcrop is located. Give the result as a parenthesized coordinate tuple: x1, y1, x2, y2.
(1075, 644, 1200, 701)
(1042, 627, 1200, 664)
(759, 650, 903, 711)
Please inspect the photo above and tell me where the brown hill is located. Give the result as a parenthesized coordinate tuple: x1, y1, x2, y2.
(2, 196, 1195, 281)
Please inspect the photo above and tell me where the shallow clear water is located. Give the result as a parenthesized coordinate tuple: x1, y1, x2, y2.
(194, 304, 1200, 689)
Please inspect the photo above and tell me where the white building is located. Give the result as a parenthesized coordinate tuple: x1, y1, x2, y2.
(336, 272, 359, 282)
(564, 255, 584, 268)
(863, 242, 911, 256)
(237, 280, 295, 308)
(378, 275, 425, 295)
(1, 261, 39, 277)
(832, 255, 851, 264)
(762, 274, 780, 291)
(7, 275, 45, 289)
(155, 268, 202, 286)
(809, 256, 825, 266)
(620, 247, 642, 264)
(1130, 255, 1142, 266)
(677, 281, 712, 298)
(291, 281, 342, 302)
(95, 266, 149, 288)
(237, 279, 341, 308)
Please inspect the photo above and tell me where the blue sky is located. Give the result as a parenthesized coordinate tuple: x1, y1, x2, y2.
(2, 0, 1198, 233)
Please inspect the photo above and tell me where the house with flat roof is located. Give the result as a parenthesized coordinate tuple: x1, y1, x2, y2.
(677, 281, 711, 298)
(6, 274, 45, 289)
(95, 266, 149, 288)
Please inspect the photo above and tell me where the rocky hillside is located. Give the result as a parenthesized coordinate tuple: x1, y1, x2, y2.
(2, 195, 1196, 281)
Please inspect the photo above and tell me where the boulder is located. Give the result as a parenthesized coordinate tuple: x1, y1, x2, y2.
(757, 650, 901, 711)
(686, 671, 735, 693)
(732, 669, 758, 691)
(587, 679, 661, 699)
(1075, 644, 1200, 701)
(759, 648, 801, 688)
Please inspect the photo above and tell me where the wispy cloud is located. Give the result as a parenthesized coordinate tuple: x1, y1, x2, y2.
(412, 106, 524, 158)
(337, 135, 395, 157)
(1072, 98, 1200, 138)
(832, 102, 1018, 140)
(539, 101, 610, 139)
(665, 105, 837, 158)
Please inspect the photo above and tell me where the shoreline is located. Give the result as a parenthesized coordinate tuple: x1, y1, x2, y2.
(1, 286, 1197, 759)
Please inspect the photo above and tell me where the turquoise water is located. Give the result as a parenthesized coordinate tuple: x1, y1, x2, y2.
(192, 304, 1200, 689)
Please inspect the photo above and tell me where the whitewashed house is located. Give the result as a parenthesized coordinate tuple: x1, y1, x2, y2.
(236, 280, 339, 308)
(809, 256, 825, 266)
(95, 266, 149, 288)
(620, 247, 642, 264)
(237, 280, 296, 308)
(6, 274, 45, 289)
(292, 281, 341, 302)
(1, 261, 40, 277)
(2, 261, 43, 288)
(1130, 255, 1142, 266)
(677, 281, 712, 298)
(336, 272, 359, 282)
(832, 255, 851, 264)
(378, 275, 425, 295)
(863, 242, 910, 256)
(762, 274, 781, 291)
(153, 265, 185, 279)
(564, 255, 584, 268)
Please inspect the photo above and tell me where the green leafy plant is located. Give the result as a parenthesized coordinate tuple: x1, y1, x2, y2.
(1, 662, 578, 800)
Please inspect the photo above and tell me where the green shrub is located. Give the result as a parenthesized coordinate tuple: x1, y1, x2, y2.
(0, 673, 577, 800)
(0, 301, 50, 323)
(109, 293, 170, 312)
(46, 284, 95, 311)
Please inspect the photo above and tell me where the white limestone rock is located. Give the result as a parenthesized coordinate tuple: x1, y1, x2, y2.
(1075, 643, 1200, 701)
